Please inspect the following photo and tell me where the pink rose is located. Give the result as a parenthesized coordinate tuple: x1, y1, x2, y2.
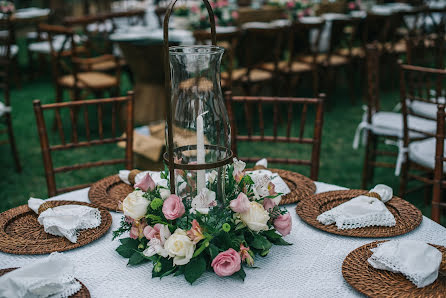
(162, 195, 185, 220)
(229, 193, 250, 213)
(211, 248, 241, 277)
(263, 198, 276, 212)
(135, 172, 156, 192)
(274, 213, 292, 236)
(231, 11, 238, 19)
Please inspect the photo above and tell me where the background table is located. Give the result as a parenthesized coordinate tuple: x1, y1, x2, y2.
(1, 181, 445, 297)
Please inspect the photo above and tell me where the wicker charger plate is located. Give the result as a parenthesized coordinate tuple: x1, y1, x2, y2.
(296, 190, 422, 237)
(342, 241, 446, 297)
(0, 267, 91, 297)
(262, 168, 316, 205)
(0, 201, 112, 255)
(89, 175, 134, 211)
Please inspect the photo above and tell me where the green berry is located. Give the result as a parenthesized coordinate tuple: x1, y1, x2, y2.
(151, 198, 163, 210)
(222, 223, 231, 232)
(154, 262, 162, 273)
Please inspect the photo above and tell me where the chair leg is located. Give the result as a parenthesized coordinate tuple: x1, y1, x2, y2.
(432, 184, 441, 223)
(347, 63, 355, 105)
(361, 132, 373, 189)
(6, 114, 21, 172)
(399, 159, 410, 198)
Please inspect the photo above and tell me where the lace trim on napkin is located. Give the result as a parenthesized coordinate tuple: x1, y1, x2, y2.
(368, 241, 442, 288)
(4, 253, 82, 298)
(39, 206, 101, 243)
(317, 211, 396, 230)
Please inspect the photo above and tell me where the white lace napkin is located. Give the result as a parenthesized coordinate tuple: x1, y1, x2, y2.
(28, 198, 101, 243)
(368, 240, 443, 288)
(317, 184, 396, 230)
(246, 159, 291, 199)
(0, 102, 11, 118)
(119, 170, 169, 188)
(0, 252, 81, 298)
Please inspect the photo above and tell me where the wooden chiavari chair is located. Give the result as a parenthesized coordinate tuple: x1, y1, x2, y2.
(265, 20, 324, 97)
(356, 46, 438, 188)
(399, 64, 446, 207)
(39, 24, 121, 102)
(234, 25, 287, 95)
(432, 104, 446, 223)
(406, 31, 445, 69)
(63, 14, 125, 73)
(33, 92, 134, 197)
(225, 91, 325, 180)
(0, 15, 20, 172)
(193, 29, 240, 91)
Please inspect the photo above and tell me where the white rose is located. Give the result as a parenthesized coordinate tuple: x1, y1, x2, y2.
(240, 202, 270, 232)
(159, 188, 171, 200)
(122, 190, 149, 220)
(164, 229, 195, 266)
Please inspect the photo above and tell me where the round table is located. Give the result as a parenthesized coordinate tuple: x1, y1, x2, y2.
(1, 180, 445, 297)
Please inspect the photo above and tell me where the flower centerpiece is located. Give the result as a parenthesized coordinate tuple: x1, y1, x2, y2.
(0, 1, 15, 15)
(189, 0, 238, 30)
(266, 0, 315, 22)
(113, 159, 292, 284)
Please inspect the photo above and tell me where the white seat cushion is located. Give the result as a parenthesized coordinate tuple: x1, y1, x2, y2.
(371, 111, 436, 138)
(409, 99, 445, 120)
(0, 44, 18, 57)
(409, 137, 446, 171)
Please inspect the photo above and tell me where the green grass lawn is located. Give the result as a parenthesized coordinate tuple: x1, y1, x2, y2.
(0, 56, 443, 226)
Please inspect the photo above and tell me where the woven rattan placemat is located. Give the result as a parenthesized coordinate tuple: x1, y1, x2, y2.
(0, 201, 112, 255)
(342, 241, 446, 297)
(0, 267, 91, 297)
(266, 168, 316, 205)
(296, 190, 422, 238)
(89, 175, 134, 211)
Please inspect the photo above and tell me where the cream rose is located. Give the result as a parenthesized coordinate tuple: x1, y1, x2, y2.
(159, 188, 171, 200)
(240, 202, 270, 232)
(164, 229, 195, 266)
(122, 190, 149, 220)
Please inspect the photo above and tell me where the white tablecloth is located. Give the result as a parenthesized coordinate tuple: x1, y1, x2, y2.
(1, 182, 445, 297)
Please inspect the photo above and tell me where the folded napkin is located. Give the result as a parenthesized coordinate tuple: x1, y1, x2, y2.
(248, 159, 291, 200)
(0, 252, 81, 298)
(368, 240, 443, 288)
(28, 198, 101, 243)
(317, 185, 396, 230)
(0, 102, 11, 118)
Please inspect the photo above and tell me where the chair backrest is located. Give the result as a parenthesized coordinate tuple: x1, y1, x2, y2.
(33, 92, 134, 197)
(365, 43, 381, 120)
(194, 29, 240, 88)
(63, 14, 113, 56)
(406, 32, 445, 68)
(225, 91, 325, 180)
(328, 18, 358, 55)
(288, 20, 325, 62)
(236, 25, 287, 70)
(426, 6, 446, 35)
(106, 9, 146, 27)
(363, 12, 401, 45)
(432, 103, 446, 222)
(400, 63, 446, 147)
(38, 24, 77, 83)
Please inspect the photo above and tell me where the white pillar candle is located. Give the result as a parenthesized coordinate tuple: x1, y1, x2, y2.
(196, 111, 207, 193)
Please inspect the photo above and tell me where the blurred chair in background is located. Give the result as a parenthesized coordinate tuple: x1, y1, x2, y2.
(0, 15, 21, 172)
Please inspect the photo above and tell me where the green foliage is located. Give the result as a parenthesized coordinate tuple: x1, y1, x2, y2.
(184, 256, 207, 284)
(112, 218, 132, 240)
